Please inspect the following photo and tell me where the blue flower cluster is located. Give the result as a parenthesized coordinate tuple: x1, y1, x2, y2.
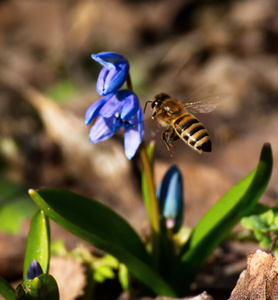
(85, 52, 144, 159)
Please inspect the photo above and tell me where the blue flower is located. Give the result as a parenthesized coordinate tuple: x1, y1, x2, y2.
(26, 259, 43, 280)
(92, 52, 130, 96)
(85, 89, 144, 159)
(157, 165, 183, 233)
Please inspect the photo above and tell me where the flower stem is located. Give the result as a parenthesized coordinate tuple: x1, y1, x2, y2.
(126, 72, 160, 267)
(140, 143, 160, 266)
(126, 72, 133, 91)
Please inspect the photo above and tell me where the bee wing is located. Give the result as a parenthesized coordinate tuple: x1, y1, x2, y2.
(181, 85, 225, 113)
(183, 95, 222, 113)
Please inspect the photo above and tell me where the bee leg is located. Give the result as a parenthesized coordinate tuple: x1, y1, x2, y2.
(162, 127, 178, 157)
(162, 133, 173, 156)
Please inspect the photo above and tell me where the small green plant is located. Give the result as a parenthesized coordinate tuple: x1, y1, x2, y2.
(0, 209, 59, 300)
(241, 204, 278, 257)
(51, 240, 129, 291)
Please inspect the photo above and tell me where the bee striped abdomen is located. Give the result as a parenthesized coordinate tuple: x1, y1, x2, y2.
(173, 113, 211, 153)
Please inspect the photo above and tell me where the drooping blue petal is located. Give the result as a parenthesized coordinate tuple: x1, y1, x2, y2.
(89, 116, 116, 143)
(136, 107, 144, 136)
(124, 128, 141, 160)
(96, 67, 127, 96)
(121, 90, 140, 120)
(96, 67, 110, 95)
(104, 62, 129, 94)
(26, 259, 43, 280)
(96, 64, 129, 96)
(123, 109, 144, 159)
(91, 52, 127, 70)
(157, 165, 183, 232)
(92, 52, 130, 96)
(99, 93, 124, 118)
(85, 95, 112, 125)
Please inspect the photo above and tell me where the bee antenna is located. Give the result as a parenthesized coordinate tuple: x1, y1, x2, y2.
(143, 101, 152, 113)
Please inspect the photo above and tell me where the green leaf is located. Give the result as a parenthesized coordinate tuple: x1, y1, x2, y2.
(169, 143, 273, 296)
(94, 266, 115, 282)
(141, 141, 157, 221)
(23, 209, 50, 279)
(0, 277, 15, 300)
(140, 142, 161, 270)
(241, 205, 278, 249)
(141, 142, 155, 217)
(29, 189, 176, 297)
(119, 264, 129, 290)
(242, 207, 278, 232)
(15, 274, 59, 300)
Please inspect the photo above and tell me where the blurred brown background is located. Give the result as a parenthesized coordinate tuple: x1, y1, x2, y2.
(0, 0, 278, 298)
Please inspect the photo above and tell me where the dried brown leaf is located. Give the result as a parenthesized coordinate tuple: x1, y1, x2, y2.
(118, 291, 213, 300)
(229, 250, 278, 299)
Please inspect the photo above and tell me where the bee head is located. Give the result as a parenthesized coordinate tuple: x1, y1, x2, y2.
(144, 93, 170, 113)
(152, 93, 170, 109)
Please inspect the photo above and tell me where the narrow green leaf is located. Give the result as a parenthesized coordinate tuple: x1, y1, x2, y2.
(0, 277, 15, 300)
(169, 143, 273, 295)
(23, 209, 50, 280)
(140, 142, 161, 269)
(15, 274, 59, 300)
(141, 141, 157, 221)
(29, 189, 176, 297)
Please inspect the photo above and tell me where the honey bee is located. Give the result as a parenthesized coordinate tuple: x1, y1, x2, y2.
(144, 92, 221, 156)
